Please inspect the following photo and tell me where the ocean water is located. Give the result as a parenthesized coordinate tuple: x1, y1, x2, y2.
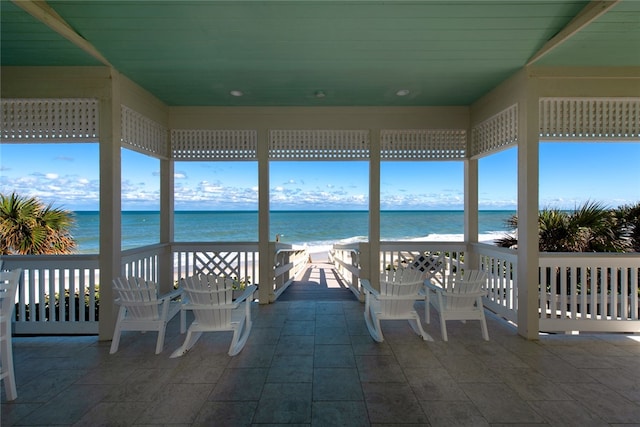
(71, 210, 516, 254)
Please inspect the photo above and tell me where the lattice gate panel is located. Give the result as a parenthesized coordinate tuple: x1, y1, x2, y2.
(269, 130, 370, 160)
(121, 105, 168, 158)
(471, 104, 518, 157)
(1, 98, 98, 142)
(540, 97, 640, 141)
(171, 129, 258, 160)
(380, 129, 467, 160)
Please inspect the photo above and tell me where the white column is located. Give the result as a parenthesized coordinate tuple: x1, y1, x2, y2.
(517, 81, 540, 339)
(98, 68, 122, 341)
(368, 130, 381, 290)
(159, 156, 174, 294)
(257, 129, 271, 304)
(464, 157, 480, 268)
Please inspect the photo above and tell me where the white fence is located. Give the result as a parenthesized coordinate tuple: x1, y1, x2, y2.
(0, 241, 310, 335)
(474, 243, 518, 323)
(0, 255, 100, 334)
(2, 245, 639, 335)
(539, 253, 640, 333)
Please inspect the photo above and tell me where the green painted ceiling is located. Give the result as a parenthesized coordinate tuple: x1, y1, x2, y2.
(1, 1, 639, 106)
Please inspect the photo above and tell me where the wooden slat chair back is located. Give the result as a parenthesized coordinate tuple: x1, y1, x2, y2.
(362, 268, 433, 342)
(0, 268, 21, 401)
(379, 268, 425, 316)
(423, 269, 489, 341)
(171, 275, 257, 357)
(110, 276, 183, 355)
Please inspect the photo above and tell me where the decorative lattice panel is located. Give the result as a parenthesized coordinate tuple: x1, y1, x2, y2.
(171, 129, 258, 160)
(471, 104, 518, 157)
(121, 105, 168, 158)
(0, 98, 98, 142)
(540, 97, 640, 140)
(269, 130, 370, 160)
(380, 129, 467, 160)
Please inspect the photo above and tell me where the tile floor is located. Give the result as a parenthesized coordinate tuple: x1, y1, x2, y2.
(5, 253, 640, 427)
(3, 298, 640, 426)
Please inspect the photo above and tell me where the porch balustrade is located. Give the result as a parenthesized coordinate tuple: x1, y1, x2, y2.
(1, 244, 638, 335)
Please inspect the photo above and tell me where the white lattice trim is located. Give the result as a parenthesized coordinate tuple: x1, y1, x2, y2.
(380, 129, 467, 160)
(121, 105, 168, 158)
(269, 130, 369, 160)
(171, 129, 258, 160)
(1, 98, 98, 142)
(540, 97, 640, 140)
(471, 104, 518, 157)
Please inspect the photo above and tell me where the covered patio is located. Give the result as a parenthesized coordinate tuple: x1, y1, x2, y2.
(1, 1, 640, 422)
(4, 298, 640, 425)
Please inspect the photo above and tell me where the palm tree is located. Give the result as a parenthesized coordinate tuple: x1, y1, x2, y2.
(614, 202, 640, 252)
(496, 201, 632, 252)
(0, 192, 77, 255)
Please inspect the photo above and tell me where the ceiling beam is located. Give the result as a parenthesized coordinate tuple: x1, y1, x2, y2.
(526, 0, 620, 66)
(11, 0, 112, 67)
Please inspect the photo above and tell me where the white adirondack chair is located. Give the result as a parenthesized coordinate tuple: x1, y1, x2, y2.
(110, 277, 183, 355)
(0, 268, 21, 401)
(423, 269, 489, 341)
(171, 275, 257, 357)
(362, 268, 432, 342)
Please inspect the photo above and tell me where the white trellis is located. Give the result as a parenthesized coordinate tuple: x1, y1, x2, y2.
(0, 98, 98, 143)
(539, 97, 640, 141)
(121, 105, 169, 158)
(380, 129, 467, 160)
(171, 129, 258, 161)
(269, 130, 370, 160)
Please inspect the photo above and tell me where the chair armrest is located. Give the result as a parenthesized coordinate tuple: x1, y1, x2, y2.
(232, 284, 257, 307)
(159, 288, 183, 302)
(423, 279, 443, 293)
(360, 279, 379, 298)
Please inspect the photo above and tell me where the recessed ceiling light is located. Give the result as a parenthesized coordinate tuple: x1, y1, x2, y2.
(230, 90, 244, 97)
(396, 89, 410, 96)
(315, 90, 326, 98)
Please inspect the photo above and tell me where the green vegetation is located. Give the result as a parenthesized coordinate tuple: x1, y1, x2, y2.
(496, 201, 640, 252)
(0, 192, 77, 255)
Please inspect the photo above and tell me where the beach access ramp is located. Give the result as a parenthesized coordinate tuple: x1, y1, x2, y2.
(277, 260, 357, 301)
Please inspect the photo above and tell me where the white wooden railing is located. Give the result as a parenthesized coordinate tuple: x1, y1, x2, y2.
(2, 244, 639, 335)
(0, 255, 100, 334)
(474, 243, 518, 323)
(272, 246, 309, 301)
(380, 241, 467, 288)
(331, 243, 362, 297)
(539, 253, 640, 333)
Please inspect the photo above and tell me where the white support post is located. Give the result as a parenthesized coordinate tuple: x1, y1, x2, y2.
(98, 68, 122, 341)
(368, 130, 381, 291)
(517, 80, 541, 339)
(464, 157, 480, 268)
(257, 129, 271, 304)
(159, 156, 174, 294)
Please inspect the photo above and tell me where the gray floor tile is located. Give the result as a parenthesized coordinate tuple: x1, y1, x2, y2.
(362, 382, 428, 424)
(312, 401, 370, 426)
(313, 367, 363, 401)
(253, 383, 312, 424)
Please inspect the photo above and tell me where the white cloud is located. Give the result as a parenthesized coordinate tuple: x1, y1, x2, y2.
(45, 173, 58, 179)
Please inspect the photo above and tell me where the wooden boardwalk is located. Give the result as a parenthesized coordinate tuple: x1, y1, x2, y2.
(278, 261, 358, 301)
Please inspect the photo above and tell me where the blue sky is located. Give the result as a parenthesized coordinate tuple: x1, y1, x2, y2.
(1, 142, 638, 211)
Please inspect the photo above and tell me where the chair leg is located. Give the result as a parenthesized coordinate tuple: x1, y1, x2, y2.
(407, 314, 433, 342)
(170, 329, 203, 358)
(109, 307, 127, 354)
(155, 322, 167, 355)
(479, 312, 489, 341)
(439, 313, 448, 342)
(228, 315, 252, 356)
(424, 296, 431, 323)
(1, 324, 17, 401)
(364, 307, 384, 342)
(109, 324, 123, 354)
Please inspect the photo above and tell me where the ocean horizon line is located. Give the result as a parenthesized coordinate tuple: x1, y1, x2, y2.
(73, 209, 517, 213)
